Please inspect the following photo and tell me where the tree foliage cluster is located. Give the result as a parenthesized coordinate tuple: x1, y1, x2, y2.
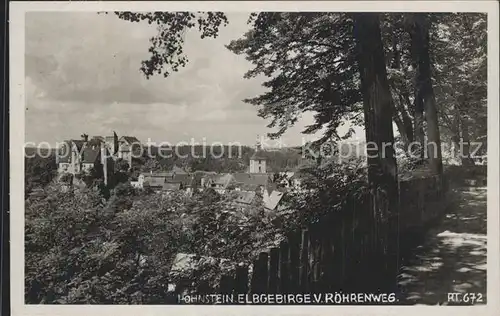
(25, 182, 280, 303)
(116, 11, 486, 169)
(25, 154, 57, 196)
(279, 157, 370, 232)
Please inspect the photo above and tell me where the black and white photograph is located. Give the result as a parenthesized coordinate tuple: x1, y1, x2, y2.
(9, 1, 499, 315)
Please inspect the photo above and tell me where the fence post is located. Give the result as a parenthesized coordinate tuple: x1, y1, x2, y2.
(250, 252, 269, 294)
(289, 233, 301, 293)
(268, 248, 279, 293)
(298, 229, 309, 292)
(234, 265, 249, 295)
(319, 233, 332, 292)
(310, 234, 321, 292)
(340, 217, 347, 287)
(329, 222, 343, 290)
(219, 274, 234, 296)
(278, 240, 290, 293)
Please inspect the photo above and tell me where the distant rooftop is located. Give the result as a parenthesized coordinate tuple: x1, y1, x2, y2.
(120, 136, 140, 144)
(250, 149, 268, 160)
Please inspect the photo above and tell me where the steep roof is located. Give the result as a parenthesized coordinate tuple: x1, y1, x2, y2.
(81, 147, 100, 163)
(230, 188, 284, 210)
(120, 136, 140, 144)
(163, 182, 181, 191)
(190, 171, 216, 187)
(263, 190, 285, 211)
(166, 173, 192, 185)
(57, 140, 101, 164)
(142, 172, 192, 188)
(211, 174, 235, 187)
(92, 135, 104, 140)
(71, 140, 85, 152)
(232, 173, 270, 191)
(233, 191, 257, 205)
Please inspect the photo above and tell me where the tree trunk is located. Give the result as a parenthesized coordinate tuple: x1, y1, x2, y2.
(411, 13, 443, 175)
(460, 116, 475, 166)
(409, 31, 425, 160)
(389, 82, 415, 152)
(396, 93, 415, 144)
(388, 26, 414, 152)
(451, 110, 461, 161)
(353, 13, 399, 280)
(392, 108, 409, 149)
(354, 13, 398, 191)
(413, 90, 425, 159)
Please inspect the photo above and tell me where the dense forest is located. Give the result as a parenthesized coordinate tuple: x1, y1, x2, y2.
(134, 145, 304, 173)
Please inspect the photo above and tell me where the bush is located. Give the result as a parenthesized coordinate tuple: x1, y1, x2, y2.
(278, 158, 370, 232)
(25, 155, 57, 192)
(24, 182, 281, 303)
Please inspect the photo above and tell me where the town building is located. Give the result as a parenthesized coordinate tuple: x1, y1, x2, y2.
(127, 135, 299, 211)
(231, 188, 286, 212)
(135, 166, 195, 195)
(249, 136, 268, 174)
(57, 132, 141, 186)
(201, 173, 235, 194)
(117, 136, 142, 169)
(57, 134, 110, 181)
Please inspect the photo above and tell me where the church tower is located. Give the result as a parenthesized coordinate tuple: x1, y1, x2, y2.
(249, 135, 267, 174)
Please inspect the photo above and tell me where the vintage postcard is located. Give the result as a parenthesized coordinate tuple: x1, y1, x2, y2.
(9, 1, 499, 316)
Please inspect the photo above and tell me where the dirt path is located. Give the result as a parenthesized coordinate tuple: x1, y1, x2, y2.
(397, 185, 487, 305)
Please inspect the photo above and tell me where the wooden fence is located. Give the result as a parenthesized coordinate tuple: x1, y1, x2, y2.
(185, 174, 448, 299)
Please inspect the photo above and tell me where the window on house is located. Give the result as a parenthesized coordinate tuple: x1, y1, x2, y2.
(259, 166, 262, 173)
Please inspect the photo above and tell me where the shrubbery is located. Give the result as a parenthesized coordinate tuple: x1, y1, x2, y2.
(279, 158, 370, 232)
(25, 181, 282, 303)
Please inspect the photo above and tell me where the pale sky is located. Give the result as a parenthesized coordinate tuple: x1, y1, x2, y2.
(25, 12, 364, 147)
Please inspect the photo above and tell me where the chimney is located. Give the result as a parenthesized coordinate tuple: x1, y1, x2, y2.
(81, 134, 89, 142)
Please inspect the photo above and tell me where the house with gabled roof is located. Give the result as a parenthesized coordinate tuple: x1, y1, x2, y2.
(263, 188, 286, 211)
(135, 166, 194, 194)
(232, 173, 270, 191)
(228, 186, 286, 212)
(117, 135, 142, 169)
(57, 134, 112, 184)
(57, 132, 142, 186)
(201, 173, 235, 194)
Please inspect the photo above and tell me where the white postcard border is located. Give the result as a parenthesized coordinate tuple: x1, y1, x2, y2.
(9, 1, 500, 316)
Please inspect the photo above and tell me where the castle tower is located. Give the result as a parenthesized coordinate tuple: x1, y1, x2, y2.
(249, 135, 267, 174)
